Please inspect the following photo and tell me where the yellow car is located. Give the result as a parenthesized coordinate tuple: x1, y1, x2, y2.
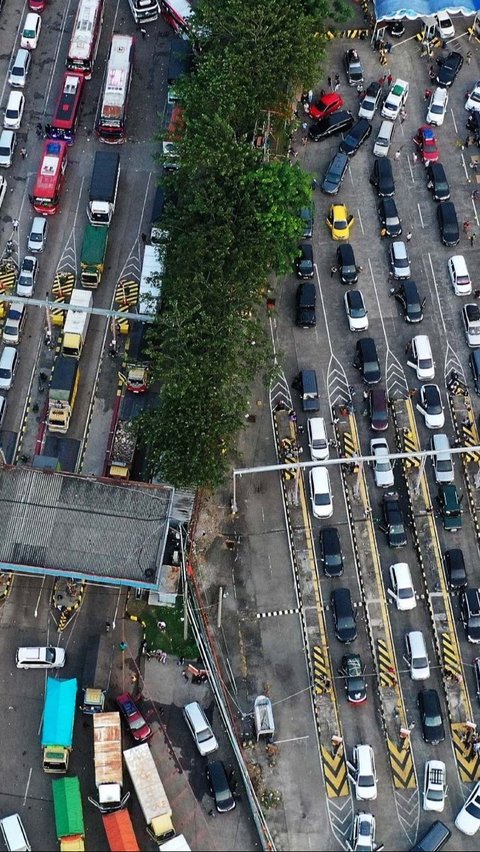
(326, 203, 354, 240)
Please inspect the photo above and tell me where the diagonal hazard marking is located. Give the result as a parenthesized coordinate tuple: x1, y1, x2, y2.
(387, 739, 416, 790)
(321, 744, 349, 798)
(451, 722, 480, 783)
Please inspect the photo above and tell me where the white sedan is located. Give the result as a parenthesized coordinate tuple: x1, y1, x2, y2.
(423, 760, 447, 812)
(455, 780, 480, 835)
(370, 438, 394, 488)
(465, 81, 480, 112)
(463, 303, 480, 348)
(435, 12, 455, 39)
(416, 384, 445, 429)
(426, 88, 448, 126)
(349, 812, 376, 851)
(344, 290, 368, 331)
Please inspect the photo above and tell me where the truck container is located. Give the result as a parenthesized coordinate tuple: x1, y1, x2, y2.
(62, 289, 93, 358)
(123, 744, 175, 843)
(89, 713, 130, 812)
(87, 151, 120, 226)
(41, 677, 77, 773)
(47, 356, 80, 433)
(159, 837, 191, 852)
(80, 634, 113, 714)
(108, 420, 136, 479)
(102, 810, 139, 852)
(80, 223, 109, 288)
(139, 244, 163, 312)
(167, 38, 193, 104)
(52, 776, 85, 851)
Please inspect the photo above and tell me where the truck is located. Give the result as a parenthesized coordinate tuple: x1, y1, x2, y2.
(102, 810, 139, 852)
(47, 356, 80, 433)
(89, 713, 130, 812)
(140, 244, 163, 312)
(123, 744, 176, 844)
(160, 837, 191, 852)
(107, 420, 136, 479)
(52, 776, 85, 851)
(80, 223, 109, 288)
(167, 38, 193, 104)
(87, 151, 120, 226)
(127, 0, 159, 24)
(62, 289, 93, 358)
(41, 677, 77, 773)
(80, 634, 113, 714)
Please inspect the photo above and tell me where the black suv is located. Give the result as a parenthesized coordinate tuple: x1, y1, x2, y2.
(340, 653, 367, 704)
(461, 588, 480, 642)
(319, 527, 344, 577)
(344, 48, 363, 86)
(394, 280, 425, 322)
(417, 689, 445, 745)
(321, 152, 349, 195)
(436, 51, 463, 87)
(336, 243, 358, 285)
(444, 549, 468, 590)
(295, 242, 314, 278)
(437, 201, 459, 246)
(370, 158, 395, 197)
(309, 110, 354, 142)
(381, 491, 407, 548)
(378, 197, 402, 237)
(426, 162, 450, 201)
(353, 337, 381, 384)
(331, 588, 357, 643)
(338, 118, 372, 157)
(296, 281, 316, 327)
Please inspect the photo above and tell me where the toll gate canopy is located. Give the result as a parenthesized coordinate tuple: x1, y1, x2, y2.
(374, 1, 480, 20)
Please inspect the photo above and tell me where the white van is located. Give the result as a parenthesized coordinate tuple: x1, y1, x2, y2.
(4, 91, 25, 130)
(0, 347, 18, 390)
(307, 417, 329, 461)
(3, 304, 26, 345)
(373, 120, 395, 157)
(8, 48, 31, 89)
(405, 630, 430, 680)
(0, 814, 31, 852)
(431, 434, 454, 483)
(448, 255, 472, 296)
(183, 701, 218, 756)
(407, 335, 435, 380)
(388, 562, 416, 611)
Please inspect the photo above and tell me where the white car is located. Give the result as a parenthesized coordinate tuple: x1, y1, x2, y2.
(17, 255, 38, 297)
(463, 303, 480, 347)
(423, 760, 447, 812)
(0, 130, 16, 168)
(350, 745, 377, 801)
(16, 646, 66, 669)
(349, 812, 376, 852)
(309, 466, 333, 519)
(448, 255, 471, 296)
(417, 384, 445, 429)
(20, 12, 42, 50)
(370, 438, 394, 488)
(381, 78, 409, 120)
(465, 81, 480, 112)
(344, 290, 368, 331)
(426, 88, 448, 126)
(0, 175, 7, 210)
(389, 562, 416, 611)
(358, 81, 382, 120)
(4, 91, 25, 130)
(455, 780, 480, 835)
(27, 216, 47, 253)
(435, 12, 455, 39)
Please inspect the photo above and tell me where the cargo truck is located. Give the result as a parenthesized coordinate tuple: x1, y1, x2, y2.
(47, 356, 79, 433)
(52, 776, 85, 851)
(87, 151, 120, 226)
(80, 634, 113, 714)
(102, 809, 139, 852)
(88, 713, 130, 812)
(123, 744, 176, 843)
(41, 677, 77, 773)
(107, 420, 136, 479)
(160, 837, 191, 852)
(62, 289, 92, 358)
(81, 223, 109, 287)
(139, 244, 163, 312)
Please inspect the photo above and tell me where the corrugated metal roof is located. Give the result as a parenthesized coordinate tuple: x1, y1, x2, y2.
(41, 677, 77, 747)
(52, 776, 84, 839)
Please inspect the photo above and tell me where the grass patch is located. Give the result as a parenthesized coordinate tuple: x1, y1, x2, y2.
(127, 595, 198, 659)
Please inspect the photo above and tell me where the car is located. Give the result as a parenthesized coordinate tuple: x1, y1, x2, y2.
(337, 243, 358, 285)
(27, 216, 48, 252)
(296, 281, 316, 327)
(309, 91, 344, 121)
(463, 303, 480, 346)
(307, 416, 329, 461)
(406, 630, 431, 680)
(389, 561, 416, 610)
(0, 175, 7, 211)
(331, 587, 357, 643)
(388, 20, 405, 36)
(326, 203, 354, 240)
(0, 130, 16, 168)
(299, 203, 314, 238)
(319, 526, 344, 577)
(436, 51, 463, 87)
(341, 654, 367, 705)
(308, 110, 354, 141)
(351, 744, 377, 801)
(431, 434, 454, 483)
(8, 48, 32, 88)
(183, 701, 218, 755)
(116, 692, 152, 742)
(406, 334, 434, 381)
(29, 0, 47, 9)
(206, 760, 236, 813)
(426, 87, 448, 125)
(369, 387, 388, 431)
(437, 201, 459, 246)
(414, 125, 439, 164)
(423, 760, 447, 812)
(370, 438, 394, 488)
(426, 162, 450, 201)
(16, 255, 38, 298)
(444, 549, 468, 590)
(448, 254, 471, 295)
(394, 280, 425, 322)
(378, 197, 402, 237)
(474, 656, 480, 704)
(381, 491, 407, 547)
(467, 109, 480, 143)
(353, 337, 381, 385)
(338, 118, 372, 156)
(15, 646, 66, 669)
(417, 384, 445, 429)
(461, 588, 480, 643)
(358, 81, 382, 119)
(381, 78, 409, 120)
(465, 81, 480, 112)
(389, 240, 410, 279)
(344, 48, 363, 86)
(455, 781, 480, 835)
(350, 812, 376, 851)
(344, 290, 368, 331)
(418, 688, 445, 744)
(436, 483, 462, 531)
(295, 242, 314, 278)
(20, 12, 42, 49)
(4, 91, 25, 130)
(321, 151, 349, 194)
(370, 158, 394, 197)
(435, 12, 455, 39)
(309, 467, 333, 519)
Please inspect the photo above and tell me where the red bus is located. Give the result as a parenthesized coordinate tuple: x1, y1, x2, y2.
(31, 140, 68, 215)
(47, 72, 85, 145)
(96, 35, 134, 144)
(67, 0, 104, 79)
(160, 0, 192, 34)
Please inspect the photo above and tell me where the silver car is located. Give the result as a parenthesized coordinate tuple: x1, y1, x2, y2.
(370, 438, 394, 488)
(389, 240, 411, 279)
(27, 216, 47, 252)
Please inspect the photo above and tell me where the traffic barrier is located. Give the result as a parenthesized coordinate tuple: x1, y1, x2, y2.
(462, 423, 480, 463)
(313, 645, 331, 695)
(377, 638, 397, 687)
(441, 632, 463, 681)
(51, 271, 75, 326)
(343, 431, 359, 472)
(320, 28, 370, 39)
(468, 26, 480, 43)
(402, 428, 421, 468)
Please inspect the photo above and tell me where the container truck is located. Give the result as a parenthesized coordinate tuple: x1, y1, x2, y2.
(139, 244, 163, 311)
(102, 810, 139, 852)
(47, 356, 79, 433)
(88, 713, 130, 813)
(87, 151, 120, 226)
(52, 776, 85, 851)
(80, 634, 113, 714)
(123, 744, 176, 843)
(41, 677, 77, 773)
(62, 289, 92, 358)
(80, 223, 109, 287)
(160, 837, 191, 852)
(107, 420, 136, 479)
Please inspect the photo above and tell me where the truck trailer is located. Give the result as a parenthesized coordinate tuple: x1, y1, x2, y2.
(80, 223, 109, 287)
(80, 635, 113, 714)
(47, 356, 79, 433)
(87, 151, 120, 226)
(52, 776, 85, 851)
(41, 677, 77, 773)
(89, 713, 130, 813)
(102, 810, 139, 852)
(123, 744, 175, 843)
(62, 289, 93, 358)
(107, 420, 136, 479)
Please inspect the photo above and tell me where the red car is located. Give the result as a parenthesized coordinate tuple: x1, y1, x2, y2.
(309, 92, 344, 121)
(28, 0, 47, 9)
(116, 692, 152, 742)
(414, 126, 439, 164)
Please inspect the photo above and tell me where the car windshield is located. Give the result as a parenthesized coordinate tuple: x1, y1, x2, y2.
(398, 587, 413, 599)
(396, 257, 409, 268)
(426, 713, 442, 727)
(197, 728, 213, 743)
(470, 90, 480, 103)
(362, 100, 374, 111)
(350, 304, 365, 317)
(30, 233, 41, 242)
(470, 326, 480, 335)
(45, 648, 54, 663)
(389, 523, 404, 535)
(413, 657, 428, 669)
(437, 459, 451, 471)
(358, 774, 375, 787)
(466, 801, 480, 819)
(430, 103, 443, 113)
(386, 215, 399, 226)
(470, 615, 480, 628)
(427, 788, 444, 801)
(335, 218, 347, 230)
(376, 459, 391, 471)
(338, 615, 355, 630)
(364, 360, 378, 372)
(315, 492, 330, 506)
(418, 358, 432, 370)
(408, 300, 420, 312)
(129, 715, 146, 731)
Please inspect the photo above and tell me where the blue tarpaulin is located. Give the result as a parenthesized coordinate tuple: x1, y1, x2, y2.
(374, 1, 480, 20)
(41, 677, 77, 747)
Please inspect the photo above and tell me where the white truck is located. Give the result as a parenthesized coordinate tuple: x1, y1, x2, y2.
(89, 713, 129, 813)
(123, 744, 175, 844)
(61, 289, 92, 358)
(140, 244, 163, 315)
(160, 837, 191, 851)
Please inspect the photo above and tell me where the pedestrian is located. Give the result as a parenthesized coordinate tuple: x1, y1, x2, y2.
(472, 188, 480, 200)
(334, 73, 340, 87)
(307, 89, 313, 104)
(182, 669, 189, 681)
(141, 232, 147, 244)
(356, 83, 364, 94)
(406, 230, 412, 241)
(301, 135, 307, 146)
(131, 673, 137, 684)
(380, 227, 387, 237)
(467, 50, 473, 65)
(12, 219, 18, 232)
(160, 650, 167, 664)
(424, 88, 432, 102)
(387, 72, 393, 86)
(105, 621, 111, 632)
(465, 136, 471, 149)
(20, 147, 27, 160)
(471, 161, 480, 173)
(301, 121, 308, 132)
(379, 74, 386, 87)
(400, 109, 407, 125)
(471, 232, 477, 247)
(429, 66, 436, 82)
(394, 149, 401, 161)
(464, 220, 471, 234)
(140, 27, 147, 39)
(356, 265, 364, 273)
(327, 75, 332, 89)
(412, 152, 418, 164)
(330, 265, 338, 278)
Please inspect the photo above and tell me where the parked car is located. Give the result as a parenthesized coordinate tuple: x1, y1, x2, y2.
(417, 384, 445, 429)
(353, 337, 381, 385)
(350, 812, 376, 851)
(435, 12, 455, 39)
(0, 130, 16, 168)
(426, 87, 448, 125)
(444, 549, 468, 590)
(381, 491, 407, 548)
(331, 587, 357, 643)
(430, 433, 454, 483)
(27, 216, 47, 252)
(307, 416, 329, 461)
(299, 203, 314, 238)
(16, 255, 38, 297)
(358, 81, 382, 119)
(461, 588, 480, 643)
(206, 760, 236, 813)
(423, 760, 447, 812)
(351, 744, 377, 800)
(321, 151, 349, 194)
(116, 692, 152, 742)
(465, 81, 480, 112)
(338, 118, 372, 156)
(414, 125, 439, 164)
(448, 254, 471, 295)
(370, 157, 395, 197)
(417, 688, 445, 744)
(309, 467, 333, 519)
(381, 78, 409, 120)
(436, 51, 463, 87)
(370, 437, 394, 488)
(3, 91, 25, 130)
(309, 91, 344, 121)
(378, 196, 402, 237)
(295, 243, 314, 279)
(344, 48, 363, 86)
(394, 280, 425, 322)
(308, 110, 354, 141)
(295, 281, 316, 328)
(344, 289, 368, 331)
(341, 653, 367, 704)
(319, 526, 344, 577)
(16, 646, 65, 669)
(20, 12, 42, 49)
(455, 781, 480, 835)
(389, 561, 416, 610)
(462, 303, 480, 346)
(436, 483, 462, 531)
(337, 243, 358, 285)
(426, 162, 450, 201)
(326, 203, 354, 240)
(389, 240, 410, 279)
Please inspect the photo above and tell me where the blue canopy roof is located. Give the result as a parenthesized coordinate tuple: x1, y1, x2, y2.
(41, 677, 77, 747)
(374, 1, 480, 20)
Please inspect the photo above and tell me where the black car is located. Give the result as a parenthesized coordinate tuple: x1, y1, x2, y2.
(336, 243, 358, 284)
(426, 162, 450, 201)
(460, 588, 480, 643)
(381, 491, 407, 547)
(436, 51, 463, 87)
(378, 197, 402, 237)
(331, 587, 357, 643)
(319, 526, 344, 577)
(394, 280, 425, 323)
(296, 281, 316, 327)
(417, 688, 445, 745)
(309, 110, 354, 142)
(370, 158, 395, 197)
(206, 761, 236, 812)
(369, 387, 389, 431)
(321, 151, 349, 194)
(353, 337, 381, 385)
(388, 20, 405, 36)
(344, 48, 364, 86)
(339, 118, 372, 156)
(299, 203, 314, 238)
(340, 653, 367, 704)
(437, 201, 459, 246)
(444, 549, 468, 590)
(295, 242, 314, 278)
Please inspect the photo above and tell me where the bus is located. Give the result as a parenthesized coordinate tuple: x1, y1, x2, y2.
(31, 140, 68, 215)
(127, 0, 159, 24)
(48, 72, 85, 145)
(160, 0, 192, 35)
(96, 35, 134, 144)
(67, 0, 104, 79)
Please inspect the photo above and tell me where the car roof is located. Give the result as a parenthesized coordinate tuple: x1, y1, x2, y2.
(424, 383, 440, 399)
(347, 289, 363, 307)
(465, 588, 480, 609)
(365, 81, 381, 96)
(358, 337, 376, 354)
(319, 92, 341, 106)
(311, 466, 330, 488)
(321, 526, 340, 547)
(338, 242, 355, 262)
(299, 242, 313, 259)
(370, 387, 387, 404)
(428, 162, 446, 177)
(392, 240, 407, 257)
(403, 279, 419, 296)
(420, 688, 440, 709)
(315, 110, 352, 129)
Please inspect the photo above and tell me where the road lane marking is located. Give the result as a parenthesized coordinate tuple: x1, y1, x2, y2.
(23, 768, 32, 806)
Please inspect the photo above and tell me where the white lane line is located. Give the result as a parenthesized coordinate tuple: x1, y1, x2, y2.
(428, 252, 447, 335)
(23, 768, 32, 807)
(407, 156, 415, 183)
(417, 203, 425, 228)
(472, 197, 479, 226)
(34, 575, 46, 618)
(461, 151, 469, 180)
(367, 257, 389, 345)
(451, 108, 458, 135)
(357, 208, 364, 235)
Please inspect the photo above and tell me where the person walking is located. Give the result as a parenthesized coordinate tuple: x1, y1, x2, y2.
(394, 149, 401, 161)
(471, 232, 477, 247)
(334, 73, 340, 87)
(412, 152, 418, 164)
(387, 72, 393, 86)
(330, 265, 338, 278)
(424, 88, 432, 102)
(464, 220, 471, 234)
(467, 50, 473, 65)
(327, 75, 332, 89)
(20, 147, 27, 160)
(406, 230, 412, 241)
